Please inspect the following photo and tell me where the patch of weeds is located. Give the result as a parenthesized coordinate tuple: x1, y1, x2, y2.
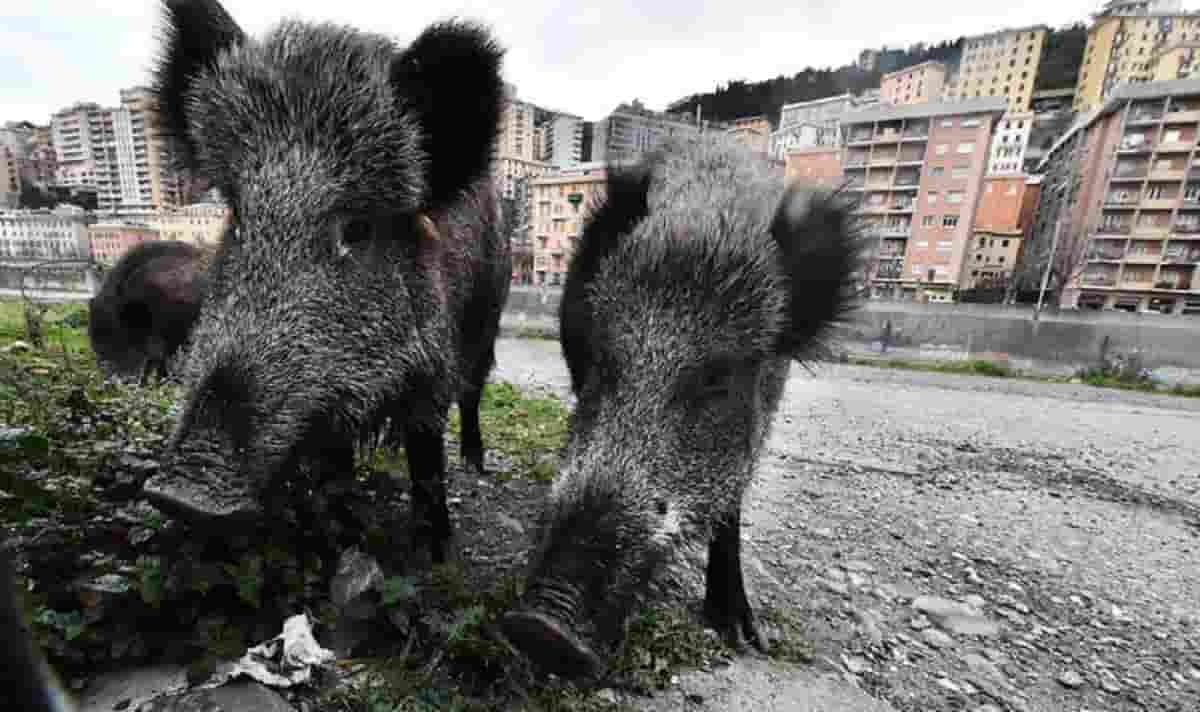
(1169, 383, 1200, 398)
(852, 357, 1013, 379)
(609, 606, 728, 690)
(449, 382, 569, 478)
(758, 607, 816, 665)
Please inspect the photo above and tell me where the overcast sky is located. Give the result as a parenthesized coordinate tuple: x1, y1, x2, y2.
(3, 1, 1106, 125)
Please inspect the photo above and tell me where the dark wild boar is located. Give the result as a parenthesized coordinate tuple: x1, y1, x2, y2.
(502, 135, 861, 678)
(88, 239, 213, 383)
(140, 0, 511, 564)
(1, 548, 75, 712)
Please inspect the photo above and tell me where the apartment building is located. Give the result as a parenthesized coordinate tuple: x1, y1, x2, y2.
(727, 115, 771, 156)
(1036, 79, 1200, 315)
(842, 97, 1008, 302)
(88, 222, 160, 264)
(542, 114, 584, 168)
(0, 147, 17, 208)
(1074, 6, 1200, 113)
(497, 85, 537, 162)
(943, 26, 1048, 114)
(1148, 41, 1200, 80)
(881, 61, 947, 106)
(49, 88, 184, 212)
(493, 156, 553, 203)
(963, 175, 1042, 289)
(769, 94, 873, 160)
(784, 147, 844, 189)
(529, 163, 606, 286)
(988, 112, 1035, 174)
(150, 202, 230, 246)
(590, 101, 702, 165)
(0, 207, 90, 261)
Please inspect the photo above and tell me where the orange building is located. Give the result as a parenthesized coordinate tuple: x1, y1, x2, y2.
(784, 146, 844, 189)
(88, 222, 161, 265)
(880, 61, 946, 106)
(963, 175, 1042, 288)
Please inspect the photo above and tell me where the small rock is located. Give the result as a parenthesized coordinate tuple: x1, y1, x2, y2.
(1058, 670, 1085, 689)
(595, 688, 619, 704)
(922, 628, 956, 649)
(1099, 674, 1122, 694)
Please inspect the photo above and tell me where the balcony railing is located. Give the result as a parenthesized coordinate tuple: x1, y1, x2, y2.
(1128, 111, 1164, 124)
(1124, 251, 1162, 263)
(1173, 224, 1200, 233)
(1082, 275, 1118, 286)
(1118, 140, 1153, 152)
(1111, 170, 1148, 181)
(1098, 224, 1132, 234)
(1104, 199, 1138, 208)
(1087, 251, 1125, 261)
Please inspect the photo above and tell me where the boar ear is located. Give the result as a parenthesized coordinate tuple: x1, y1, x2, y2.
(151, 0, 246, 173)
(559, 164, 653, 391)
(390, 21, 505, 210)
(769, 183, 865, 359)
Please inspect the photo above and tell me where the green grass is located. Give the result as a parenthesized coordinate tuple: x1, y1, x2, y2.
(0, 299, 91, 354)
(848, 356, 1015, 379)
(449, 382, 570, 481)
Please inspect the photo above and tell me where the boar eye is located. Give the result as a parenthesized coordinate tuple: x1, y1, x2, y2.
(698, 363, 735, 398)
(341, 219, 374, 246)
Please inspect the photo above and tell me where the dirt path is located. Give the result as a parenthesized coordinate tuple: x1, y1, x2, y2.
(491, 338, 1200, 712)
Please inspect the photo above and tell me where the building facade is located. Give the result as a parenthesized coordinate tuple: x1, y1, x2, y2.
(542, 114, 584, 168)
(881, 61, 947, 106)
(497, 84, 537, 162)
(943, 26, 1048, 114)
(784, 147, 844, 189)
(963, 175, 1042, 289)
(49, 88, 184, 212)
(493, 156, 553, 203)
(1074, 8, 1200, 113)
(0, 207, 91, 261)
(1034, 79, 1200, 315)
(727, 115, 771, 156)
(987, 112, 1036, 174)
(842, 97, 1008, 302)
(150, 202, 230, 247)
(590, 101, 703, 165)
(88, 222, 161, 264)
(530, 163, 606, 286)
(0, 147, 17, 209)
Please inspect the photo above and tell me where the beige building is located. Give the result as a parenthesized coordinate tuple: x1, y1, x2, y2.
(1074, 7, 1200, 113)
(88, 222, 161, 265)
(149, 202, 230, 247)
(530, 163, 607, 285)
(881, 61, 947, 106)
(0, 147, 18, 208)
(943, 25, 1048, 113)
(726, 115, 771, 156)
(1149, 41, 1200, 80)
(493, 156, 553, 203)
(497, 84, 537, 162)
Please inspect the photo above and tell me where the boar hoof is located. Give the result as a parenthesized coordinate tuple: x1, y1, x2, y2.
(142, 470, 262, 525)
(705, 602, 766, 654)
(501, 610, 604, 680)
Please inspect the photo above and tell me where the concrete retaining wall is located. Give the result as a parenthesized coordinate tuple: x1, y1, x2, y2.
(499, 287, 1200, 382)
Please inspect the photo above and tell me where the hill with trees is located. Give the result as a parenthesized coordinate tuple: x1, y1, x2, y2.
(668, 24, 1087, 126)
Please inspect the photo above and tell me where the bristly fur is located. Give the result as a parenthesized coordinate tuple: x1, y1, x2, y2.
(152, 0, 246, 175)
(391, 20, 505, 209)
(513, 132, 861, 674)
(559, 164, 653, 392)
(88, 240, 211, 379)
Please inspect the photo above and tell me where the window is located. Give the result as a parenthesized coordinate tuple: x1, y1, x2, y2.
(931, 166, 945, 177)
(976, 254, 983, 261)
(962, 118, 981, 128)
(915, 240, 929, 247)
(1165, 129, 1183, 143)
(952, 165, 969, 179)
(1007, 183, 1018, 195)
(927, 192, 939, 204)
(947, 190, 965, 204)
(979, 237, 986, 247)
(943, 215, 959, 228)
(957, 142, 976, 154)
(936, 143, 949, 155)
(936, 240, 953, 251)
(922, 215, 937, 226)
(1002, 239, 1010, 247)
(941, 119, 955, 128)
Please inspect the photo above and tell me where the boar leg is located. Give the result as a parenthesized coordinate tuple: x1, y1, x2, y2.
(405, 423, 452, 564)
(458, 385, 486, 475)
(704, 508, 765, 652)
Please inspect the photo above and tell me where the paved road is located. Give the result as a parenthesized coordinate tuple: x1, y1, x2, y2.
(491, 337, 1200, 712)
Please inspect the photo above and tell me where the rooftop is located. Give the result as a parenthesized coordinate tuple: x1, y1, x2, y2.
(882, 60, 946, 79)
(842, 96, 1008, 125)
(962, 24, 1051, 41)
(780, 93, 856, 111)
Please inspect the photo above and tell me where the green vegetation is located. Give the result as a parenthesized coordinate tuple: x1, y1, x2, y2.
(846, 354, 1200, 399)
(1, 300, 826, 709)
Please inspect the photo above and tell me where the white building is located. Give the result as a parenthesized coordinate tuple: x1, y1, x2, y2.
(591, 100, 703, 164)
(768, 122, 842, 161)
(0, 207, 91, 261)
(542, 114, 584, 168)
(987, 112, 1035, 175)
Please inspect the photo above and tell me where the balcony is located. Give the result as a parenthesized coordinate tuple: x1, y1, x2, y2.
(1155, 140, 1192, 153)
(1081, 274, 1118, 287)
(871, 156, 898, 166)
(1173, 223, 1200, 235)
(1127, 111, 1164, 125)
(1110, 170, 1148, 182)
(1118, 139, 1153, 153)
(1097, 223, 1132, 235)
(1163, 249, 1200, 263)
(874, 129, 903, 143)
(1123, 250, 1162, 264)
(1140, 197, 1178, 210)
(844, 158, 867, 168)
(848, 133, 874, 145)
(1104, 199, 1138, 209)
(1087, 250, 1124, 262)
(1133, 222, 1170, 236)
(876, 225, 912, 238)
(1147, 168, 1186, 181)
(889, 202, 915, 213)
(1163, 108, 1200, 122)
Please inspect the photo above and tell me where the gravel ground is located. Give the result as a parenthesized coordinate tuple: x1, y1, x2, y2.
(491, 337, 1200, 712)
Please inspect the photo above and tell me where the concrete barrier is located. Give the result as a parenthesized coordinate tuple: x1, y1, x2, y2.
(498, 287, 1200, 383)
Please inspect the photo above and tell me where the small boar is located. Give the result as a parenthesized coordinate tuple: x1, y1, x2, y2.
(88, 240, 212, 383)
(140, 0, 511, 564)
(501, 135, 861, 678)
(1, 548, 75, 712)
